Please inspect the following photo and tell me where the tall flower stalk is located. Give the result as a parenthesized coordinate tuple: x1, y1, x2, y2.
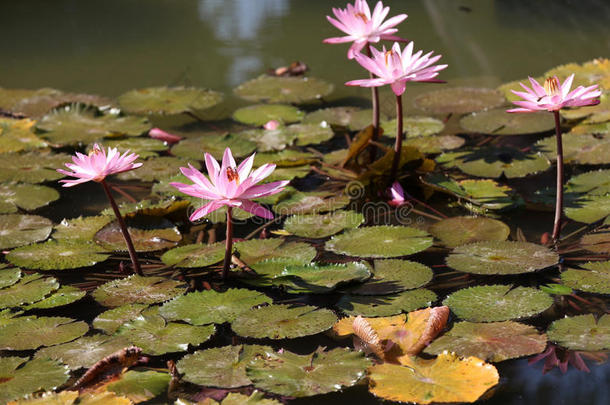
(507, 74, 601, 242)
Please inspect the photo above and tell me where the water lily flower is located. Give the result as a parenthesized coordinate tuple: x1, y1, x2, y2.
(263, 120, 281, 130)
(148, 127, 182, 144)
(324, 0, 407, 59)
(388, 181, 405, 206)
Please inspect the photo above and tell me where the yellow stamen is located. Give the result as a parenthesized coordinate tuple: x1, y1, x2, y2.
(89, 145, 102, 156)
(354, 12, 368, 22)
(544, 77, 561, 97)
(226, 167, 240, 185)
(384, 50, 393, 66)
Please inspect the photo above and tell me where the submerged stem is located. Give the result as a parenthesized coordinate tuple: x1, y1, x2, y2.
(552, 110, 564, 243)
(366, 45, 380, 162)
(100, 180, 142, 276)
(390, 94, 403, 181)
(222, 207, 233, 280)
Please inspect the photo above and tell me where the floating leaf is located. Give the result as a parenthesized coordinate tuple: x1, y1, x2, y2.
(0, 214, 52, 249)
(171, 134, 256, 161)
(414, 87, 506, 115)
(580, 226, 610, 253)
(535, 133, 610, 165)
(460, 108, 554, 135)
(381, 116, 445, 138)
(242, 123, 334, 151)
(350, 259, 433, 295)
(92, 137, 168, 159)
(273, 191, 350, 215)
(23, 285, 86, 309)
(325, 226, 433, 258)
(244, 258, 314, 288)
(116, 156, 192, 182)
(160, 288, 272, 325)
(443, 284, 553, 322)
(7, 390, 79, 405)
(368, 353, 499, 404)
(0, 117, 47, 153)
(246, 347, 370, 397)
(160, 242, 226, 268)
(547, 314, 610, 351)
(337, 289, 437, 316)
(0, 357, 70, 404)
(93, 304, 149, 334)
(253, 150, 316, 167)
(92, 275, 185, 307)
(231, 304, 337, 339)
(77, 392, 132, 405)
(303, 106, 383, 130)
(429, 216, 510, 248)
(403, 135, 465, 154)
(233, 104, 304, 126)
(0, 274, 59, 309)
(0, 267, 21, 289)
(540, 283, 573, 296)
(53, 216, 112, 242)
(106, 370, 170, 403)
(234, 239, 316, 265)
(94, 217, 181, 252)
(424, 321, 547, 362)
(7, 240, 109, 270)
(177, 345, 271, 388)
(545, 58, 610, 89)
(117, 86, 223, 115)
(274, 261, 372, 294)
(234, 75, 334, 104)
(561, 261, 610, 294)
(283, 210, 364, 238)
(0, 151, 69, 183)
(0, 316, 88, 350)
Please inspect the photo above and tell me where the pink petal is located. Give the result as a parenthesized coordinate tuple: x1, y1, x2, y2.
(237, 153, 255, 180)
(148, 128, 182, 144)
(204, 153, 220, 182)
(189, 200, 226, 222)
(239, 180, 290, 199)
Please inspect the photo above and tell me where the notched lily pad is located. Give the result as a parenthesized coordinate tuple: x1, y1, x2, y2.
(0, 357, 70, 404)
(92, 275, 185, 307)
(233, 104, 304, 126)
(273, 261, 372, 294)
(234, 239, 316, 265)
(381, 116, 445, 138)
(535, 133, 610, 165)
(273, 191, 350, 215)
(403, 135, 465, 154)
(7, 240, 110, 270)
(561, 260, 610, 294)
(23, 285, 86, 309)
(171, 133, 256, 161)
(0, 273, 59, 309)
(460, 108, 554, 135)
(0, 151, 69, 183)
(0, 214, 52, 249)
(283, 210, 364, 238)
(53, 216, 112, 242)
(547, 314, 610, 351)
(94, 216, 181, 252)
(350, 259, 434, 295)
(242, 123, 334, 151)
(302, 106, 371, 129)
(234, 75, 334, 104)
(118, 86, 223, 115)
(93, 304, 149, 334)
(106, 370, 170, 403)
(414, 87, 506, 115)
(160, 242, 226, 268)
(429, 216, 510, 248)
(337, 289, 437, 316)
(0, 117, 47, 153)
(0, 267, 21, 289)
(0, 316, 88, 350)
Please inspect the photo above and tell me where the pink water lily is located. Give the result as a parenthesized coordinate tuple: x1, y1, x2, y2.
(57, 144, 142, 187)
(388, 181, 405, 206)
(148, 127, 182, 144)
(346, 41, 447, 96)
(324, 0, 407, 59)
(171, 148, 289, 222)
(507, 74, 601, 113)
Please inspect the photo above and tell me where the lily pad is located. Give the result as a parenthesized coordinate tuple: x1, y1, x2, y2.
(446, 241, 558, 275)
(0, 117, 47, 153)
(246, 347, 370, 397)
(325, 226, 433, 258)
(283, 210, 364, 238)
(0, 267, 21, 289)
(460, 108, 554, 135)
(253, 150, 317, 167)
(244, 258, 315, 288)
(177, 345, 271, 388)
(233, 104, 304, 126)
(53, 216, 112, 242)
(424, 321, 547, 362)
(0, 316, 88, 350)
(92, 275, 185, 307)
(443, 284, 553, 322)
(273, 191, 350, 215)
(94, 217, 181, 252)
(274, 261, 372, 294)
(535, 133, 610, 165)
(6, 391, 79, 405)
(429, 216, 510, 248)
(381, 116, 445, 138)
(91, 137, 168, 159)
(0, 214, 52, 249)
(6, 240, 110, 270)
(234, 75, 334, 104)
(0, 151, 69, 183)
(580, 227, 610, 253)
(545, 58, 610, 89)
(160, 242, 226, 268)
(0, 274, 59, 309)
(78, 392, 133, 405)
(23, 285, 86, 310)
(231, 304, 337, 339)
(234, 239, 316, 265)
(117, 86, 223, 115)
(561, 261, 610, 294)
(337, 289, 437, 316)
(350, 259, 434, 295)
(403, 135, 465, 154)
(160, 288, 272, 325)
(106, 370, 171, 403)
(414, 87, 506, 115)
(0, 357, 70, 404)
(242, 123, 334, 151)
(171, 133, 257, 161)
(547, 314, 610, 351)
(302, 106, 366, 128)
(93, 304, 149, 334)
(116, 156, 192, 182)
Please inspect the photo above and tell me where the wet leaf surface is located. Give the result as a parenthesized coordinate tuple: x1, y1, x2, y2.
(283, 210, 364, 238)
(0, 214, 52, 249)
(0, 357, 70, 404)
(92, 275, 185, 307)
(429, 216, 510, 248)
(0, 316, 88, 350)
(0, 117, 47, 153)
(94, 217, 181, 252)
(273, 261, 372, 294)
(0, 151, 69, 183)
(7, 240, 110, 270)
(234, 239, 316, 265)
(106, 370, 171, 403)
(381, 116, 445, 138)
(536, 133, 610, 165)
(547, 314, 610, 351)
(0, 274, 59, 309)
(23, 285, 86, 309)
(93, 304, 149, 334)
(161, 242, 226, 268)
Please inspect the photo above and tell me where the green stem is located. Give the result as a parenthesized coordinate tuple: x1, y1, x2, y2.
(222, 207, 233, 280)
(390, 94, 403, 181)
(552, 110, 564, 243)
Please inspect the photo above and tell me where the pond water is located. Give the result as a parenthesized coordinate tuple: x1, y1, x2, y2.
(0, 1, 609, 404)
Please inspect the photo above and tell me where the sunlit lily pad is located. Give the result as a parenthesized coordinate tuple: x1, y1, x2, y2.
(562, 92, 610, 122)
(273, 191, 350, 215)
(0, 316, 88, 350)
(6, 391, 79, 405)
(0, 151, 69, 183)
(7, 240, 109, 270)
(160, 242, 226, 268)
(94, 217, 181, 252)
(337, 289, 437, 316)
(545, 58, 610, 89)
(580, 227, 610, 253)
(350, 259, 433, 295)
(117, 86, 223, 115)
(233, 104, 304, 126)
(547, 314, 610, 351)
(565, 194, 610, 224)
(103, 370, 170, 403)
(91, 137, 168, 159)
(561, 261, 610, 294)
(302, 106, 365, 128)
(0, 267, 21, 289)
(429, 216, 510, 248)
(93, 304, 149, 334)
(414, 87, 506, 115)
(234, 239, 316, 265)
(34, 334, 131, 370)
(381, 116, 445, 138)
(246, 347, 370, 397)
(273, 261, 371, 294)
(0, 87, 112, 117)
(0, 117, 47, 153)
(242, 123, 334, 151)
(535, 133, 610, 165)
(424, 321, 547, 362)
(368, 352, 499, 404)
(53, 216, 112, 242)
(23, 285, 86, 310)
(0, 214, 52, 249)
(102, 198, 190, 218)
(232, 304, 337, 339)
(160, 288, 272, 325)
(403, 135, 465, 154)
(325, 226, 433, 258)
(446, 241, 558, 275)
(460, 108, 554, 135)
(253, 150, 316, 167)
(443, 284, 553, 322)
(171, 133, 257, 161)
(176, 391, 281, 405)
(0, 274, 59, 309)
(92, 275, 185, 307)
(78, 392, 133, 405)
(116, 156, 192, 182)
(0, 357, 70, 404)
(283, 210, 364, 238)
(177, 345, 271, 388)
(234, 75, 334, 104)
(244, 258, 313, 288)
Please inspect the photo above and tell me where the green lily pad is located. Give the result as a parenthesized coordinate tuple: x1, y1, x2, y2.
(535, 133, 610, 165)
(568, 121, 610, 136)
(414, 87, 506, 115)
(90, 137, 168, 159)
(0, 214, 52, 249)
(562, 92, 610, 122)
(424, 321, 547, 362)
(443, 284, 553, 322)
(234, 239, 316, 265)
(0, 274, 59, 309)
(0, 117, 47, 153)
(446, 241, 558, 275)
(565, 194, 610, 224)
(264, 166, 310, 183)
(350, 259, 433, 295)
(177, 345, 271, 388)
(203, 391, 282, 405)
(231, 304, 337, 339)
(325, 226, 433, 258)
(336, 289, 437, 316)
(381, 116, 445, 138)
(23, 285, 86, 309)
(540, 283, 573, 296)
(429, 216, 510, 248)
(283, 210, 364, 238)
(246, 347, 370, 397)
(93, 304, 149, 334)
(160, 242, 226, 268)
(116, 156, 192, 182)
(243, 258, 315, 288)
(547, 314, 610, 351)
(545, 58, 610, 89)
(561, 261, 610, 294)
(460, 108, 554, 135)
(234, 75, 334, 104)
(233, 104, 304, 126)
(101, 198, 190, 218)
(107, 370, 171, 403)
(253, 150, 317, 167)
(4, 390, 79, 405)
(171, 133, 257, 161)
(117, 86, 223, 115)
(403, 135, 465, 154)
(53, 216, 112, 242)
(0, 357, 70, 404)
(160, 288, 272, 325)
(0, 316, 88, 350)
(92, 275, 185, 308)
(94, 217, 181, 252)
(580, 227, 610, 253)
(274, 261, 372, 294)
(7, 240, 110, 270)
(242, 123, 334, 151)
(34, 334, 131, 370)
(302, 106, 365, 128)
(0, 151, 69, 183)
(0, 183, 58, 213)
(273, 191, 350, 215)
(0, 267, 21, 289)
